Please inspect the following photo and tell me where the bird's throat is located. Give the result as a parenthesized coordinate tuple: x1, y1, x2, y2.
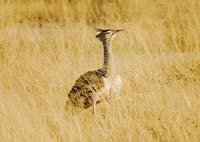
(102, 41, 115, 78)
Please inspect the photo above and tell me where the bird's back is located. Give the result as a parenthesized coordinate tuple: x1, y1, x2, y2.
(67, 69, 106, 109)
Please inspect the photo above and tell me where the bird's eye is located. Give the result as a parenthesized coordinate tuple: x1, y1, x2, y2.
(106, 31, 112, 34)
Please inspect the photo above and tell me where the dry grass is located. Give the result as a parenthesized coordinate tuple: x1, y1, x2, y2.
(0, 0, 200, 141)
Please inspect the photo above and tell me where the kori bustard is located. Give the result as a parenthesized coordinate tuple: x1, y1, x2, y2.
(65, 28, 123, 112)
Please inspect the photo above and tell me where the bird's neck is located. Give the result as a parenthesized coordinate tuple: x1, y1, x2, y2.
(102, 40, 115, 78)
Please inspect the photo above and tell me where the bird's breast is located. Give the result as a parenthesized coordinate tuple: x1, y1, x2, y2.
(102, 77, 112, 93)
(112, 74, 122, 95)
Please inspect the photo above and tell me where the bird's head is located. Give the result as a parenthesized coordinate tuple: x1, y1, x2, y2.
(96, 28, 124, 43)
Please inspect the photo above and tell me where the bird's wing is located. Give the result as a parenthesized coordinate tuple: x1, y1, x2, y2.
(67, 70, 105, 108)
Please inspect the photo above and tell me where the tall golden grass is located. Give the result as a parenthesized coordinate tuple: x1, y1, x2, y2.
(0, 0, 200, 141)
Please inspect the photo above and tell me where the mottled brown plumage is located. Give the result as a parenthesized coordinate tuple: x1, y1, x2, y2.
(65, 28, 123, 111)
(68, 69, 106, 108)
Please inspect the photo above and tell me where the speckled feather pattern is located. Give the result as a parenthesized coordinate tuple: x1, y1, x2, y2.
(67, 69, 106, 108)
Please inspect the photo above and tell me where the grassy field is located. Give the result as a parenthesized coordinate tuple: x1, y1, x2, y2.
(0, 0, 200, 141)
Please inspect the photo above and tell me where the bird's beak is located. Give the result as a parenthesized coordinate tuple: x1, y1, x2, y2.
(115, 29, 125, 33)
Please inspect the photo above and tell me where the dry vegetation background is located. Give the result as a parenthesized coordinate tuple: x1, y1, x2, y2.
(0, 0, 200, 141)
